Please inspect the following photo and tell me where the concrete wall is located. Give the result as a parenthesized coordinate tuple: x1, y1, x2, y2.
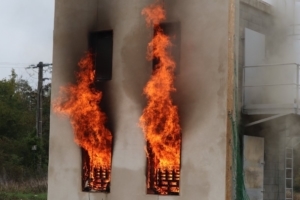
(239, 4, 284, 199)
(238, 0, 273, 110)
(48, 0, 230, 199)
(245, 117, 285, 200)
(244, 114, 300, 200)
(239, 1, 300, 200)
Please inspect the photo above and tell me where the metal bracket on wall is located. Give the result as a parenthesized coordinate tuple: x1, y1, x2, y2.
(245, 113, 292, 127)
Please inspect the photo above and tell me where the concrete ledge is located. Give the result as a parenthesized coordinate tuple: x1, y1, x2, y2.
(243, 103, 298, 115)
(241, 0, 272, 14)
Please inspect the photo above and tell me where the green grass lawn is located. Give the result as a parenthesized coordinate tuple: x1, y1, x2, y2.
(0, 192, 46, 200)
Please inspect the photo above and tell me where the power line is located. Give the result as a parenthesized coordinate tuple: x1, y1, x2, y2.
(0, 62, 50, 69)
(0, 62, 31, 65)
(25, 68, 38, 80)
(0, 66, 30, 68)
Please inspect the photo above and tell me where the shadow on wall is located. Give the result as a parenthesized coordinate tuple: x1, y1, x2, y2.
(121, 22, 150, 111)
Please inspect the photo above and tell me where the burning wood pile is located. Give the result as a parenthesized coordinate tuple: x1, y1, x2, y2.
(140, 1, 182, 195)
(53, 53, 112, 192)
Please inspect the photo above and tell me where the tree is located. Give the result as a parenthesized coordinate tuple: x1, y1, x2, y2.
(0, 70, 50, 181)
(0, 70, 35, 139)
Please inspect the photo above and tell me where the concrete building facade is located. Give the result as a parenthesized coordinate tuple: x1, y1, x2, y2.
(48, 0, 235, 200)
(48, 0, 300, 199)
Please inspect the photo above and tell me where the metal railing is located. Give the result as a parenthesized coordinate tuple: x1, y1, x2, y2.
(242, 63, 300, 114)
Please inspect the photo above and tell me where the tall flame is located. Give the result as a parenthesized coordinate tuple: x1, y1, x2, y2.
(53, 53, 112, 186)
(141, 1, 181, 176)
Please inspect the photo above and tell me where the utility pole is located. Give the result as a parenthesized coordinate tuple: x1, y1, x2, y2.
(33, 62, 52, 140)
(37, 62, 43, 140)
(31, 62, 52, 171)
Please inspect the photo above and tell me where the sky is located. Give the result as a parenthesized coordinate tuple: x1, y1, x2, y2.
(0, 0, 54, 87)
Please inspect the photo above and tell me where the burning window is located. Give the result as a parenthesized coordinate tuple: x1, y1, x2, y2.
(141, 2, 182, 195)
(153, 22, 181, 74)
(82, 147, 111, 192)
(53, 52, 113, 193)
(89, 30, 113, 81)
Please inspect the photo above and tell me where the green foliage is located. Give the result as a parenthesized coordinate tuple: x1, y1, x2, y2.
(0, 70, 35, 139)
(0, 70, 50, 192)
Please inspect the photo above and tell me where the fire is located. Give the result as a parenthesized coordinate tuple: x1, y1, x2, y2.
(141, 1, 181, 194)
(53, 52, 112, 191)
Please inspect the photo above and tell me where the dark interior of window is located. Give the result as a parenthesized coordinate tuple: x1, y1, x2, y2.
(89, 30, 113, 81)
(153, 22, 181, 73)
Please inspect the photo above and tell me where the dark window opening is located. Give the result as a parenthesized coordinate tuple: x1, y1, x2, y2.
(89, 30, 113, 81)
(153, 22, 181, 74)
(81, 31, 114, 193)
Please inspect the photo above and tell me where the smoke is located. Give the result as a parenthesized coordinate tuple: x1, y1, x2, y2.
(243, 2, 300, 197)
(243, 1, 300, 106)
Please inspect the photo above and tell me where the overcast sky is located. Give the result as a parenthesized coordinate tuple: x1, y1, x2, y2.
(0, 0, 54, 87)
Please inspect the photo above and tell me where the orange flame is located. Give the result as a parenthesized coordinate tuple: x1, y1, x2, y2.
(140, 0, 181, 188)
(53, 53, 112, 188)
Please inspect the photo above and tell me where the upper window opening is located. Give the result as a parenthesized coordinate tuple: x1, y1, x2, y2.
(89, 30, 113, 81)
(153, 22, 181, 74)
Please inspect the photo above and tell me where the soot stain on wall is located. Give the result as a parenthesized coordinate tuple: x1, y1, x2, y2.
(120, 23, 150, 110)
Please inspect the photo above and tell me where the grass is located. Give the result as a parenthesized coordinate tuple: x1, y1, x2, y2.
(0, 178, 47, 193)
(0, 192, 46, 200)
(0, 177, 47, 200)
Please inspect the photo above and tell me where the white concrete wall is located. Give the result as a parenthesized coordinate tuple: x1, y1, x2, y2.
(48, 0, 230, 199)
